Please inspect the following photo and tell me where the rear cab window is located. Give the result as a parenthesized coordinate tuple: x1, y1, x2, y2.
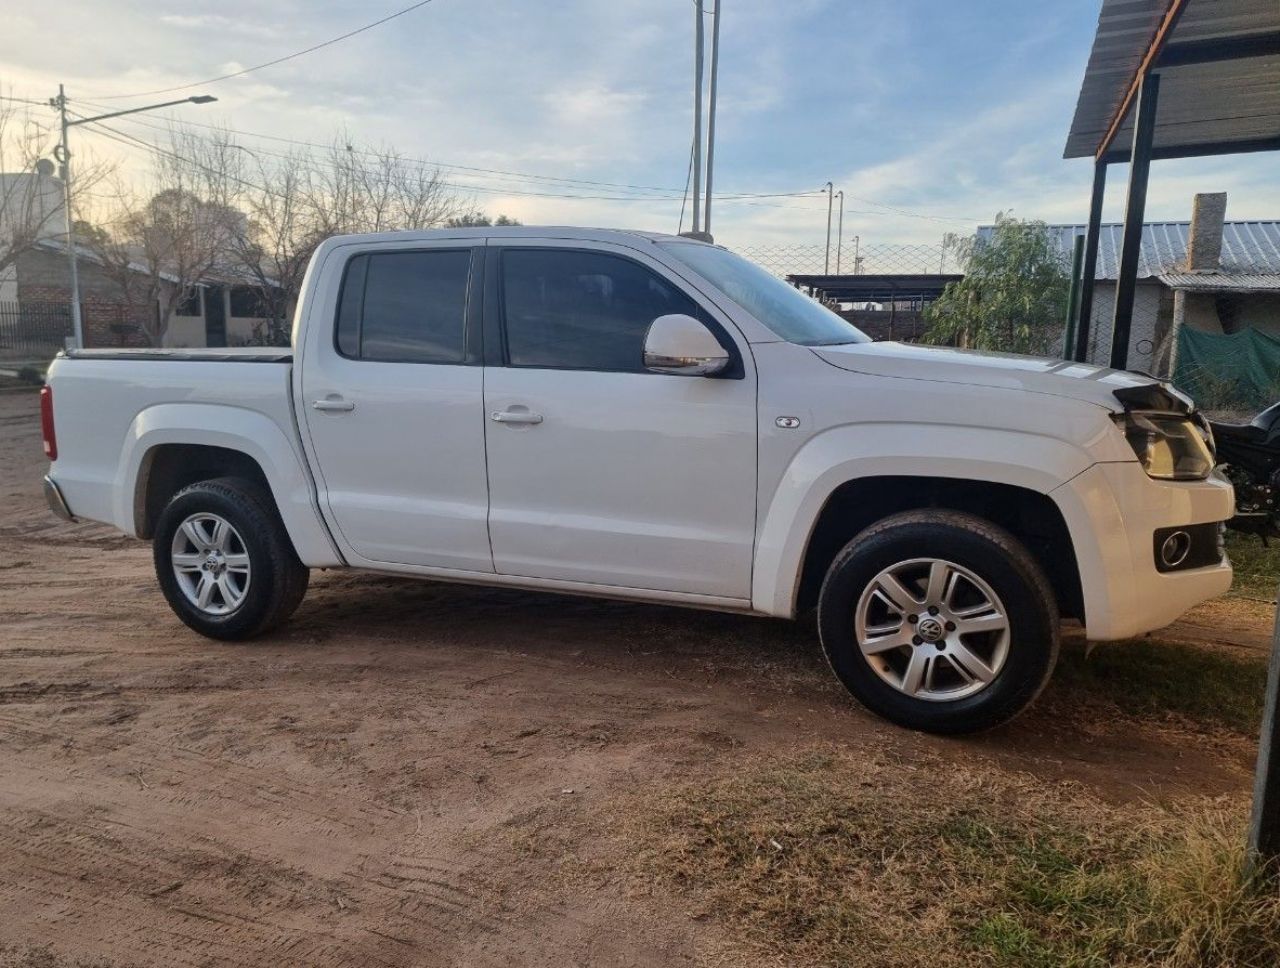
(335, 249, 474, 363)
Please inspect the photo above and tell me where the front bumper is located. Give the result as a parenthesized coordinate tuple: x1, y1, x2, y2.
(1051, 462, 1233, 640)
(43, 474, 75, 522)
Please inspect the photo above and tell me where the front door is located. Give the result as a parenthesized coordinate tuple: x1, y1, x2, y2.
(204, 285, 226, 347)
(482, 242, 757, 600)
(299, 242, 493, 572)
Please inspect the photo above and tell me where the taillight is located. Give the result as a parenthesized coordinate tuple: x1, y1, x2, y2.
(40, 385, 57, 461)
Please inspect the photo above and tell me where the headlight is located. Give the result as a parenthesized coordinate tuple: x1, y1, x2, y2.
(1115, 412, 1215, 480)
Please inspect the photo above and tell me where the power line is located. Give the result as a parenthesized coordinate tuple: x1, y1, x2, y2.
(78, 119, 824, 207)
(74, 97, 974, 224)
(0, 94, 49, 106)
(678, 132, 695, 233)
(75, 110, 823, 206)
(89, 0, 444, 101)
(81, 121, 289, 200)
(75, 101, 691, 196)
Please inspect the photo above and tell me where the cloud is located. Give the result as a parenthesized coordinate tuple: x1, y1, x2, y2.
(2, 0, 1277, 251)
(158, 13, 284, 38)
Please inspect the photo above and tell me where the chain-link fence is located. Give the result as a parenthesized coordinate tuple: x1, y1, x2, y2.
(731, 239, 964, 277)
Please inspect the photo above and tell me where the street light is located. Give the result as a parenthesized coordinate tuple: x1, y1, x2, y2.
(50, 87, 218, 348)
(824, 181, 834, 274)
(835, 190, 844, 274)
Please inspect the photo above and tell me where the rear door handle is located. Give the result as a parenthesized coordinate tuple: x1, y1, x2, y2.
(490, 409, 543, 425)
(313, 397, 356, 412)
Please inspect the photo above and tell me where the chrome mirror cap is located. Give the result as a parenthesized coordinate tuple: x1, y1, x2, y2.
(643, 313, 730, 376)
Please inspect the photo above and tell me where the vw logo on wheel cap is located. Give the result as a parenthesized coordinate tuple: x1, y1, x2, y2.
(917, 617, 945, 643)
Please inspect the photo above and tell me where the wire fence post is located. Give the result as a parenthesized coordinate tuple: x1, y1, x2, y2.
(1247, 590, 1280, 881)
(1062, 235, 1085, 360)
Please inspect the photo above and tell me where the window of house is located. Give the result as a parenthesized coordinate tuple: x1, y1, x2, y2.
(334, 249, 472, 363)
(174, 288, 202, 317)
(229, 286, 268, 318)
(500, 249, 700, 372)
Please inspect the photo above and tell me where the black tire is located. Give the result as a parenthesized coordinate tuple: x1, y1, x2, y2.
(817, 509, 1059, 734)
(153, 477, 309, 640)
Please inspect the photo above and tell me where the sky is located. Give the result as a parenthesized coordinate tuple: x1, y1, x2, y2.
(3, 0, 1279, 249)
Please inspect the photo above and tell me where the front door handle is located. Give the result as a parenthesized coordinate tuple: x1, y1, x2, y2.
(313, 396, 356, 412)
(490, 409, 543, 425)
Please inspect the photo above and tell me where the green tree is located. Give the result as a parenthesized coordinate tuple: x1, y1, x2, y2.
(922, 214, 1069, 355)
(445, 212, 522, 227)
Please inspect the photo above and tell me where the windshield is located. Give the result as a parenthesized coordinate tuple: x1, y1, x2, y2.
(658, 242, 869, 346)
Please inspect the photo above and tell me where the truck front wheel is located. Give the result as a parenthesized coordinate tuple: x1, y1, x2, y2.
(817, 509, 1059, 734)
(153, 477, 309, 640)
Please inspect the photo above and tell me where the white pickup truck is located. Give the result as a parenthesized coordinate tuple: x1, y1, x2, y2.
(41, 226, 1233, 733)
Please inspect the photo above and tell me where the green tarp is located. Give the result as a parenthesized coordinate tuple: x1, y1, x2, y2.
(1174, 326, 1280, 412)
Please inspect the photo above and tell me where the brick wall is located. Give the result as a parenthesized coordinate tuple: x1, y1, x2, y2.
(17, 249, 153, 347)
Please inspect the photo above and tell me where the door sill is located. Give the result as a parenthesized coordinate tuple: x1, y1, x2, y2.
(341, 561, 757, 614)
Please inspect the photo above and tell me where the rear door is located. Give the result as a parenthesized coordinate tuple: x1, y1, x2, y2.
(299, 241, 493, 572)
(481, 240, 758, 599)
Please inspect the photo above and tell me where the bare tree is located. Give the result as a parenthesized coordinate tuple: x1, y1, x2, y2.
(89, 129, 242, 345)
(89, 122, 471, 345)
(308, 132, 465, 236)
(227, 146, 325, 341)
(225, 131, 469, 339)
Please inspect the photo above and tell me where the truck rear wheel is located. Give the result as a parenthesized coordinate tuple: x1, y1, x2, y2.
(817, 509, 1059, 734)
(153, 477, 309, 640)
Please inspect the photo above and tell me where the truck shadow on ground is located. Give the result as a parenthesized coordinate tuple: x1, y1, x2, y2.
(245, 569, 1256, 802)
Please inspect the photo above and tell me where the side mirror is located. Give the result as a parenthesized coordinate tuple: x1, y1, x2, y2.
(643, 314, 730, 376)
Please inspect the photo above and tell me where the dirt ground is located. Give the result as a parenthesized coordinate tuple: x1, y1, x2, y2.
(0, 388, 1271, 967)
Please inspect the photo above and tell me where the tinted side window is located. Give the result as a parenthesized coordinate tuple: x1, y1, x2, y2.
(501, 249, 698, 372)
(334, 249, 471, 363)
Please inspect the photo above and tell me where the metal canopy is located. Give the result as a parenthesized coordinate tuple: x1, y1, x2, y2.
(1064, 0, 1280, 162)
(785, 273, 962, 303)
(1064, 0, 1280, 369)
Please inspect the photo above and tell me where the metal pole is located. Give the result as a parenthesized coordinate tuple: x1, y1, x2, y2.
(702, 0, 721, 237)
(1247, 587, 1280, 881)
(1063, 235, 1085, 360)
(1074, 160, 1108, 362)
(854, 235, 860, 274)
(691, 0, 704, 236)
(1109, 72, 1160, 371)
(824, 182, 834, 274)
(835, 191, 844, 273)
(55, 85, 84, 349)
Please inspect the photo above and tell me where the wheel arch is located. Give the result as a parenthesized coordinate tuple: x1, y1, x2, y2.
(119, 403, 342, 566)
(753, 427, 1093, 620)
(789, 476, 1082, 621)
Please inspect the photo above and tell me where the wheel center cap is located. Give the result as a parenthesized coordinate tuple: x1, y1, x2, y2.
(917, 617, 945, 643)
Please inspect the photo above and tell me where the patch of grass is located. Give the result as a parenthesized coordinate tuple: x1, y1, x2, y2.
(1227, 531, 1280, 602)
(623, 749, 1280, 968)
(1051, 638, 1268, 734)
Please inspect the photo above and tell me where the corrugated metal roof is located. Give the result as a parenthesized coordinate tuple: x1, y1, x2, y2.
(975, 220, 1280, 279)
(1158, 271, 1280, 291)
(1065, 0, 1280, 159)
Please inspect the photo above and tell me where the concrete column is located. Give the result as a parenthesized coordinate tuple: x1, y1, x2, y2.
(1186, 192, 1227, 272)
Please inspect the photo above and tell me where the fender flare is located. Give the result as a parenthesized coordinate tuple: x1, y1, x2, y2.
(751, 423, 1096, 617)
(117, 402, 343, 567)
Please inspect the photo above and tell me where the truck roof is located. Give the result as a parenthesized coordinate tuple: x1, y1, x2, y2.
(311, 226, 715, 249)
